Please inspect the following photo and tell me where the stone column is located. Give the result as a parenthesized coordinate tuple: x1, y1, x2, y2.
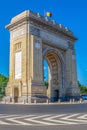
(66, 48, 72, 87)
(65, 42, 80, 97)
(29, 35, 46, 97)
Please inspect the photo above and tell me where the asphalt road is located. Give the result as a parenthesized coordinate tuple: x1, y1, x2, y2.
(0, 103, 87, 130)
(0, 124, 87, 130)
(0, 103, 87, 114)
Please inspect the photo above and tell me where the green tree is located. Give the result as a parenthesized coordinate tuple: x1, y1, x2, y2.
(44, 81, 49, 89)
(0, 74, 9, 99)
(78, 81, 87, 94)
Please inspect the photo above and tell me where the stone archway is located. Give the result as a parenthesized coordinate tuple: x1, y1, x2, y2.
(14, 88, 19, 102)
(5, 10, 80, 103)
(43, 49, 65, 101)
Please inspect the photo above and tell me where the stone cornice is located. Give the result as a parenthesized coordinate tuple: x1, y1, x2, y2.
(5, 10, 77, 41)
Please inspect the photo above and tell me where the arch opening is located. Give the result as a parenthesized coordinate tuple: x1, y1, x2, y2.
(43, 51, 63, 102)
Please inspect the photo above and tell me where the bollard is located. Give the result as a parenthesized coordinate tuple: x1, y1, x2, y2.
(80, 98, 82, 103)
(73, 99, 75, 103)
(12, 98, 14, 104)
(58, 99, 61, 104)
(70, 99, 72, 104)
(23, 99, 25, 104)
(28, 98, 31, 104)
(4, 99, 6, 104)
(34, 99, 37, 104)
(46, 99, 49, 104)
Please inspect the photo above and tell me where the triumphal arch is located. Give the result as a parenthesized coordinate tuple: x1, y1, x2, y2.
(5, 10, 80, 103)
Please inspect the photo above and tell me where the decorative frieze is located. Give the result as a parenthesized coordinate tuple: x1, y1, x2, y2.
(29, 25, 40, 37)
(11, 27, 26, 40)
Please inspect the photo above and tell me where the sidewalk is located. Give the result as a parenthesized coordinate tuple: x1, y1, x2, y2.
(0, 100, 87, 105)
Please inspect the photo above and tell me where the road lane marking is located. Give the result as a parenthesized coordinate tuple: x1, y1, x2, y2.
(43, 114, 77, 124)
(61, 113, 87, 123)
(0, 113, 87, 126)
(25, 115, 57, 125)
(78, 114, 87, 119)
(0, 115, 18, 118)
(61, 113, 80, 119)
(7, 115, 35, 125)
(0, 120, 9, 125)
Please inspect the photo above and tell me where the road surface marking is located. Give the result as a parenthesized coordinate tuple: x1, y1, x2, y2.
(25, 115, 57, 125)
(61, 113, 87, 123)
(43, 114, 77, 124)
(7, 115, 35, 125)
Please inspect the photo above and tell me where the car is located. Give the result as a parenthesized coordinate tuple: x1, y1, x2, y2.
(81, 95, 87, 100)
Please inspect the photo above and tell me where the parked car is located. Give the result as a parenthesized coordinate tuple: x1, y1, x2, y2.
(81, 95, 87, 100)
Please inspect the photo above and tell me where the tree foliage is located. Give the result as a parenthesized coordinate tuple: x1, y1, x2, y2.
(44, 81, 49, 89)
(0, 74, 9, 98)
(78, 81, 87, 94)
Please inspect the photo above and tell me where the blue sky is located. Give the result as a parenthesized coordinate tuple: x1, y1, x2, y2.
(0, 0, 87, 85)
